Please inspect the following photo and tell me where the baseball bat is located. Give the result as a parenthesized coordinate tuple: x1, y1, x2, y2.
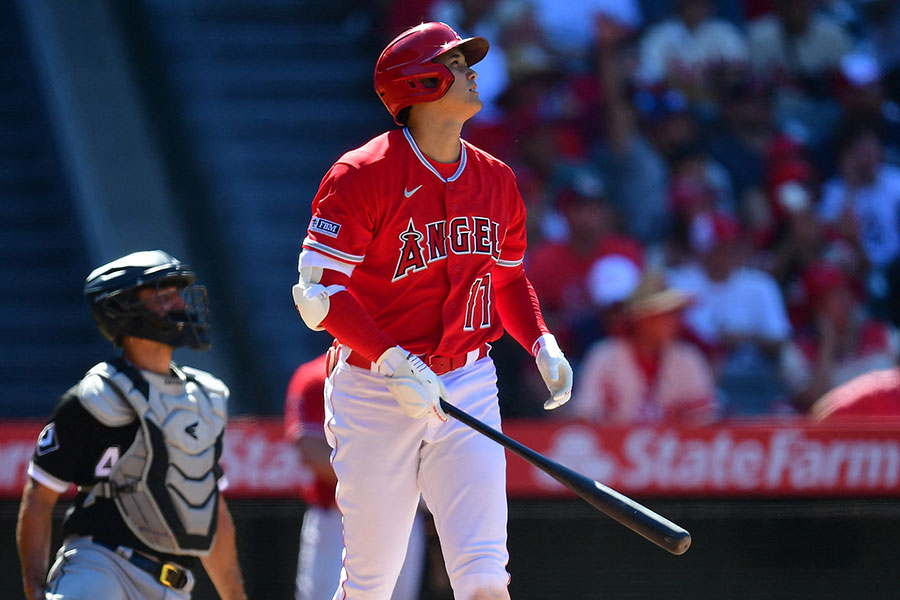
(439, 399, 691, 556)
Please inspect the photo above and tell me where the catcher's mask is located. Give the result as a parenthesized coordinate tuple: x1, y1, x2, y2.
(84, 250, 211, 350)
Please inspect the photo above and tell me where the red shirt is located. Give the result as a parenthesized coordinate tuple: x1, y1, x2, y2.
(303, 128, 529, 357)
(528, 235, 643, 312)
(283, 354, 334, 507)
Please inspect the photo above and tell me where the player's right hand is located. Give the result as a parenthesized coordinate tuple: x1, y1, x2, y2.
(377, 346, 449, 422)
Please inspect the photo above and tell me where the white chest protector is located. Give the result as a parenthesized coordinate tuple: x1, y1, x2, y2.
(79, 359, 228, 556)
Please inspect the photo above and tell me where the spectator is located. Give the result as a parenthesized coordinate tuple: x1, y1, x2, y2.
(759, 156, 822, 278)
(747, 0, 851, 89)
(528, 0, 643, 69)
(636, 0, 749, 101)
(667, 141, 736, 220)
(818, 120, 900, 321)
(747, 0, 851, 145)
(593, 16, 696, 245)
(667, 211, 793, 415)
(831, 52, 900, 167)
(858, 0, 900, 103)
(284, 352, 427, 600)
(569, 271, 719, 424)
(527, 174, 643, 360)
(780, 261, 899, 413)
(810, 366, 900, 420)
(704, 71, 776, 204)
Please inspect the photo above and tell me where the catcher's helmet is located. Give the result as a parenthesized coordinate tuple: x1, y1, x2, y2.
(374, 22, 488, 125)
(84, 250, 211, 350)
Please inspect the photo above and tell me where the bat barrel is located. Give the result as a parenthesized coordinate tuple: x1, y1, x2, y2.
(440, 399, 692, 556)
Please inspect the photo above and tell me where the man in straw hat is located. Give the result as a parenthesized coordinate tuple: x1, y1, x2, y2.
(570, 271, 719, 424)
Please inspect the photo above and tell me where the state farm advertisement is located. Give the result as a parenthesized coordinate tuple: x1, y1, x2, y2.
(1, 418, 898, 499)
(505, 421, 900, 498)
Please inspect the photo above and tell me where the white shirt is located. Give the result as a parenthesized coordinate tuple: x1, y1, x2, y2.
(748, 13, 851, 77)
(667, 263, 792, 345)
(637, 18, 749, 84)
(529, 0, 643, 56)
(818, 164, 900, 268)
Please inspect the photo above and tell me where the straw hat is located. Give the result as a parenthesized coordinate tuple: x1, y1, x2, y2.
(624, 271, 692, 319)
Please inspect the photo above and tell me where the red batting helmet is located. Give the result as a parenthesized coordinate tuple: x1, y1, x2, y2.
(374, 22, 489, 125)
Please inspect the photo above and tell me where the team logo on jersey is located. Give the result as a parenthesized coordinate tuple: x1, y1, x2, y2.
(392, 215, 502, 282)
(310, 217, 342, 238)
(36, 422, 60, 456)
(393, 219, 428, 281)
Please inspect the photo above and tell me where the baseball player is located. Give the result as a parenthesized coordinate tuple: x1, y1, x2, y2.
(291, 22, 573, 600)
(285, 352, 427, 599)
(16, 250, 246, 600)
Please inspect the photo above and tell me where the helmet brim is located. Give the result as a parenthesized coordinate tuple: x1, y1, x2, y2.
(441, 36, 489, 68)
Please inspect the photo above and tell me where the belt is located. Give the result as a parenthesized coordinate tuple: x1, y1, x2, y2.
(91, 539, 191, 590)
(344, 344, 489, 376)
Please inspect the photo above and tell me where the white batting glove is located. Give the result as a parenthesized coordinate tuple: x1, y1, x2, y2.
(377, 346, 449, 422)
(533, 333, 573, 410)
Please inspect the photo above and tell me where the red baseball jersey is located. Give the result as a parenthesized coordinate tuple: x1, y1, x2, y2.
(283, 353, 335, 507)
(303, 128, 528, 357)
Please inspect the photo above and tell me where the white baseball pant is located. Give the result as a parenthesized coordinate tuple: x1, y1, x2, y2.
(295, 504, 427, 600)
(325, 355, 509, 599)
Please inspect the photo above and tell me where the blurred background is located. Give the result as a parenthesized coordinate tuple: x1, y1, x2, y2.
(2, 0, 900, 598)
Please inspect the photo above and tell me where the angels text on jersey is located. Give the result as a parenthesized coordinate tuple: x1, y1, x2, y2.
(393, 215, 502, 282)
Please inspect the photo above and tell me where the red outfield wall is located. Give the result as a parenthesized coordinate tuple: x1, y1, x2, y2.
(2, 417, 899, 499)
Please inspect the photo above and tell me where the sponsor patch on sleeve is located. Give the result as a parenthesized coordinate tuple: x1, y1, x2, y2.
(309, 217, 342, 239)
(36, 422, 60, 456)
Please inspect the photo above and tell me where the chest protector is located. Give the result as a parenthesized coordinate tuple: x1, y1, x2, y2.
(81, 359, 227, 556)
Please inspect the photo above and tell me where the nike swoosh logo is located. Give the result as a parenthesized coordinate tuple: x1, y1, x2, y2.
(404, 185, 423, 198)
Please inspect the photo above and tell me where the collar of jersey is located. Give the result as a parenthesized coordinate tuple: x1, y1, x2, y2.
(403, 127, 467, 183)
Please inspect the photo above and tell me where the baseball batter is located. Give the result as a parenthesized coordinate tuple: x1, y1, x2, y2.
(291, 22, 573, 600)
(16, 250, 246, 600)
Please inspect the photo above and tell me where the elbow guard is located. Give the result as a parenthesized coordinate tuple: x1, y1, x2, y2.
(292, 266, 345, 331)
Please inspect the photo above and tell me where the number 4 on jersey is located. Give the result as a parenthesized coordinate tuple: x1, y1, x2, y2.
(94, 446, 120, 478)
(464, 274, 491, 331)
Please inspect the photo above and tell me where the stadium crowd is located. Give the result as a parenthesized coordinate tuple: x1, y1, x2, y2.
(367, 0, 900, 422)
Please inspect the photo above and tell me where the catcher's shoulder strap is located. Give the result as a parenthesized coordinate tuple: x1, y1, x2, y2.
(76, 358, 147, 427)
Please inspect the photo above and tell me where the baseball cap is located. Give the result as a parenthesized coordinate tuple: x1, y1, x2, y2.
(587, 254, 642, 308)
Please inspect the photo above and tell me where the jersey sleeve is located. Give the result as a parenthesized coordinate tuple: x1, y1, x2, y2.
(493, 170, 549, 352)
(28, 390, 134, 491)
(496, 167, 527, 268)
(284, 355, 328, 442)
(302, 162, 377, 266)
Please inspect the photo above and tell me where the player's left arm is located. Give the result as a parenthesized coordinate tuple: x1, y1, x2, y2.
(494, 168, 573, 409)
(201, 495, 247, 600)
(494, 264, 573, 410)
(16, 478, 59, 600)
